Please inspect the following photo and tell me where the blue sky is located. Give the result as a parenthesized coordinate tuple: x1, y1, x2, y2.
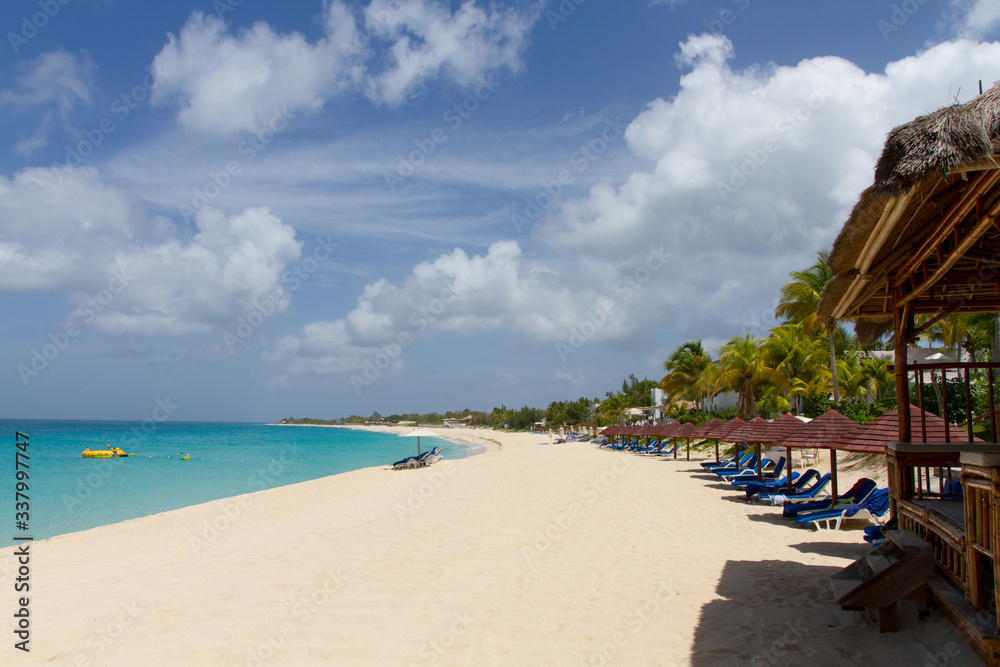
(1, 0, 999, 422)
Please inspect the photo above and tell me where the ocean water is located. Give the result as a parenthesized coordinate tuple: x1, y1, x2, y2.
(0, 420, 475, 547)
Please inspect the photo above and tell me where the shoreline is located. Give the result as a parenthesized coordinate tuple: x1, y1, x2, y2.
(0, 429, 973, 665)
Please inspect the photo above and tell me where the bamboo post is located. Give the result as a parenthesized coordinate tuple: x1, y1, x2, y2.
(786, 446, 793, 493)
(830, 448, 839, 504)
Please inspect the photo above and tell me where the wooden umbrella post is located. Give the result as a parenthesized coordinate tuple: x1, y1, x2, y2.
(786, 446, 793, 493)
(830, 448, 839, 504)
(714, 439, 720, 463)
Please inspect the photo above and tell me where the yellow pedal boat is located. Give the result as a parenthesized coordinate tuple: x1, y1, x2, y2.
(82, 448, 129, 458)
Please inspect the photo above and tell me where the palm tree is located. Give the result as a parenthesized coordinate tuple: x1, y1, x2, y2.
(775, 250, 841, 401)
(764, 323, 826, 413)
(599, 394, 628, 424)
(860, 357, 893, 399)
(661, 340, 714, 411)
(713, 333, 788, 418)
(835, 353, 873, 402)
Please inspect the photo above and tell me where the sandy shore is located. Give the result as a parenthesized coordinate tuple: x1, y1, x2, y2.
(0, 427, 978, 665)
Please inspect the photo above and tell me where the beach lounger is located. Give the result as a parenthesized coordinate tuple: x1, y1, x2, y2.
(725, 457, 786, 483)
(795, 488, 890, 531)
(749, 470, 828, 502)
(714, 455, 768, 478)
(392, 446, 442, 470)
(701, 453, 740, 469)
(704, 452, 753, 473)
(781, 478, 876, 517)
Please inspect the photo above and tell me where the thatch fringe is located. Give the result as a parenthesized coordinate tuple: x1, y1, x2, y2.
(826, 187, 892, 274)
(874, 102, 994, 196)
(854, 317, 892, 347)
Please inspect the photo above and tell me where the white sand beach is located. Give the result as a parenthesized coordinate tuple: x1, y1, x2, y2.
(0, 427, 979, 665)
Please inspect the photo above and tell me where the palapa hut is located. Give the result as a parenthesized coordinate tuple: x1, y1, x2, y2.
(819, 80, 1000, 660)
(776, 409, 861, 498)
(692, 418, 726, 463)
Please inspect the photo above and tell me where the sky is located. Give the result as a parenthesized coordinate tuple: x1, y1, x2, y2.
(1, 0, 1000, 422)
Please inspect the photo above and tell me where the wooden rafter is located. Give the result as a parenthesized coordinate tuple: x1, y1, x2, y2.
(898, 209, 1000, 307)
(893, 170, 1000, 284)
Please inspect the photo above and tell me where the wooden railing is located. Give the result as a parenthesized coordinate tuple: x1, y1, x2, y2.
(888, 445, 969, 597)
(963, 464, 1000, 615)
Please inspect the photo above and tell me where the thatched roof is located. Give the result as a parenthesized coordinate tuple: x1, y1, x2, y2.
(837, 404, 982, 452)
(709, 417, 747, 442)
(726, 416, 771, 443)
(819, 80, 1000, 328)
(692, 418, 725, 439)
(777, 409, 861, 450)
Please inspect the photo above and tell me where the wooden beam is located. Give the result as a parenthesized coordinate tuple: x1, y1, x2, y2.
(899, 212, 1000, 307)
(894, 170, 1000, 284)
(895, 299, 912, 443)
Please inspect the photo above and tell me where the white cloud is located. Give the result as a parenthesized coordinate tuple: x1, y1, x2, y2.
(151, 5, 362, 134)
(269, 35, 1000, 378)
(0, 50, 98, 155)
(267, 240, 669, 377)
(0, 166, 302, 335)
(151, 1, 537, 134)
(951, 0, 1000, 38)
(363, 0, 533, 105)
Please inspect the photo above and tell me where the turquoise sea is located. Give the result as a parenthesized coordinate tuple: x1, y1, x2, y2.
(0, 420, 474, 547)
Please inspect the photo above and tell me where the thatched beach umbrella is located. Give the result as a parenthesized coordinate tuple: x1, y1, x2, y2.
(725, 417, 773, 481)
(704, 417, 749, 465)
(758, 413, 808, 483)
(693, 418, 726, 463)
(776, 409, 860, 498)
(650, 423, 677, 453)
(670, 422, 700, 461)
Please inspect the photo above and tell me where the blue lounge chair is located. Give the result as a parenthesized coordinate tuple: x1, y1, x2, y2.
(715, 455, 768, 478)
(704, 452, 753, 473)
(701, 452, 740, 469)
(738, 469, 818, 496)
(726, 457, 786, 484)
(749, 470, 828, 501)
(781, 478, 876, 517)
(392, 446, 442, 470)
(794, 488, 890, 531)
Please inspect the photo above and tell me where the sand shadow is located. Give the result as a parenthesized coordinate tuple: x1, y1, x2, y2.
(789, 541, 870, 560)
(690, 559, 844, 665)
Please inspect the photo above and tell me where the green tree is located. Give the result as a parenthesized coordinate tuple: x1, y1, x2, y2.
(661, 340, 714, 411)
(775, 250, 841, 401)
(713, 333, 788, 419)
